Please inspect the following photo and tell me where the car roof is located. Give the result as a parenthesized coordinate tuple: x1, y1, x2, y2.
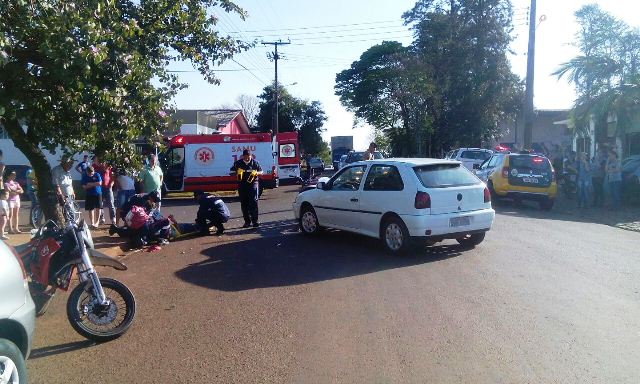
(456, 148, 492, 152)
(348, 158, 461, 167)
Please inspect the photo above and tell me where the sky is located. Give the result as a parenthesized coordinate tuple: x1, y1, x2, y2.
(170, 0, 640, 151)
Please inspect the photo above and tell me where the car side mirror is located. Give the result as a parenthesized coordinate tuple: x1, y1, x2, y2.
(317, 181, 328, 190)
(473, 163, 480, 170)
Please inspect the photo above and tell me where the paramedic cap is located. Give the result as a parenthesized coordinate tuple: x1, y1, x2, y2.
(242, 149, 251, 156)
(147, 191, 161, 202)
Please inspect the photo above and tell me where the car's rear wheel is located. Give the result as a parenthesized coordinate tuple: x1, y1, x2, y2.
(540, 198, 554, 211)
(381, 217, 410, 255)
(0, 338, 27, 384)
(299, 205, 321, 235)
(456, 232, 486, 247)
(487, 181, 497, 199)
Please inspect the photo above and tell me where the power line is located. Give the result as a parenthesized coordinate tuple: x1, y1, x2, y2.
(232, 24, 411, 38)
(289, 35, 413, 46)
(231, 58, 268, 86)
(229, 19, 402, 33)
(278, 29, 411, 42)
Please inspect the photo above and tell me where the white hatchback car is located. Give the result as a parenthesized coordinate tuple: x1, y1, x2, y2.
(293, 158, 495, 254)
(0, 241, 36, 383)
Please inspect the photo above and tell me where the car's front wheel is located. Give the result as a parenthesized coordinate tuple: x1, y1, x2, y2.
(299, 205, 321, 235)
(381, 217, 410, 255)
(456, 232, 486, 247)
(0, 338, 28, 384)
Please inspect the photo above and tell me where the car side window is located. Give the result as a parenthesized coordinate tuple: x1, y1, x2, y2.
(363, 165, 404, 191)
(330, 166, 367, 191)
(488, 155, 500, 168)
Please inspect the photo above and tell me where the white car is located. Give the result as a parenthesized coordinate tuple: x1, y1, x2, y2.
(445, 148, 493, 171)
(0, 241, 36, 383)
(293, 158, 495, 254)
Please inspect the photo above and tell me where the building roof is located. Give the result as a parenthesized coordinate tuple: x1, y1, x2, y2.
(166, 109, 250, 135)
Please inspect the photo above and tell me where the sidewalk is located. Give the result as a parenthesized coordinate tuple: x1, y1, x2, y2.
(552, 195, 640, 233)
(3, 226, 127, 258)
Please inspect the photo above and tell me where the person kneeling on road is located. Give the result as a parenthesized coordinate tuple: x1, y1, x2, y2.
(109, 191, 170, 247)
(194, 192, 231, 235)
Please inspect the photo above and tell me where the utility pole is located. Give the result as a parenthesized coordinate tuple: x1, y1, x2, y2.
(523, 0, 536, 149)
(263, 39, 290, 134)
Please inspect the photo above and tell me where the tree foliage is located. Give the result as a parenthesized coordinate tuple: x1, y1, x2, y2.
(0, 0, 249, 221)
(335, 0, 522, 156)
(554, 4, 640, 142)
(256, 85, 328, 155)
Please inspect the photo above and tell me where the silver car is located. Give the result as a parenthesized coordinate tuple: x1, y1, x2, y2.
(0, 241, 36, 384)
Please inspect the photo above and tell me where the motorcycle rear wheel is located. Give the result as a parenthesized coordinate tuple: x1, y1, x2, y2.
(67, 277, 136, 342)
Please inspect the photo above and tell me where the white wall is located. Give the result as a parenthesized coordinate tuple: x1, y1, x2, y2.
(180, 124, 217, 135)
(0, 139, 88, 180)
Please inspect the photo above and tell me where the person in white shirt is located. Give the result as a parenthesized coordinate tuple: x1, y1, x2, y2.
(51, 157, 75, 200)
(115, 169, 136, 226)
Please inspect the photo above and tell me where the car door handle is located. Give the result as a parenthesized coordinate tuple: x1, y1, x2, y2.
(350, 198, 359, 202)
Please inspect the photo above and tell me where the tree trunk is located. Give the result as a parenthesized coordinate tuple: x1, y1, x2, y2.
(3, 118, 63, 224)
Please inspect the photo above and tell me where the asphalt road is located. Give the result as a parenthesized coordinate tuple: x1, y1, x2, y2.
(26, 185, 640, 383)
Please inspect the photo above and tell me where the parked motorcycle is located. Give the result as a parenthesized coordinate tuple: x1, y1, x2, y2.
(290, 169, 327, 193)
(16, 198, 136, 342)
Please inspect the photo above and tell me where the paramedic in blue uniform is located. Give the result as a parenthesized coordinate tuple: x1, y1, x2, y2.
(230, 149, 263, 228)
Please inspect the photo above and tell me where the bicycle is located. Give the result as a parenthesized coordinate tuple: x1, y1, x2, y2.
(30, 194, 80, 228)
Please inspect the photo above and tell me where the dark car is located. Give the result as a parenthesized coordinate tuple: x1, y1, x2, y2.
(307, 157, 325, 171)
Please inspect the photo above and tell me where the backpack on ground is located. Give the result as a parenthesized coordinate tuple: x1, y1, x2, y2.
(125, 205, 150, 229)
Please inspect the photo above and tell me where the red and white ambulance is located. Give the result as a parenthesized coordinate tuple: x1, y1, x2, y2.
(160, 133, 279, 194)
(275, 131, 301, 181)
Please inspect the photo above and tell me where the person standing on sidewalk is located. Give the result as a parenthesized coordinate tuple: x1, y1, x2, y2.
(576, 152, 592, 209)
(51, 156, 76, 201)
(0, 189, 9, 240)
(591, 149, 607, 207)
(138, 154, 163, 211)
(93, 155, 116, 225)
(75, 154, 90, 175)
(4, 171, 23, 233)
(81, 166, 102, 228)
(606, 150, 622, 209)
(230, 149, 262, 228)
(115, 168, 136, 226)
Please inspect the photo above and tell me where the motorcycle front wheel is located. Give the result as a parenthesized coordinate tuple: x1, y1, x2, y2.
(67, 277, 136, 342)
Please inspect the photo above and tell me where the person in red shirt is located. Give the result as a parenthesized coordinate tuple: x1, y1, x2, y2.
(92, 154, 116, 225)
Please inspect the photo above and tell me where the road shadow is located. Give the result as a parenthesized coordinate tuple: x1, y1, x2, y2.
(175, 225, 464, 291)
(29, 340, 96, 360)
(492, 197, 640, 230)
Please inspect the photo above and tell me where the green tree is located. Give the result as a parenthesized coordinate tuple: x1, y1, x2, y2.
(256, 85, 328, 155)
(554, 4, 640, 144)
(0, 0, 249, 221)
(335, 41, 432, 157)
(404, 0, 522, 153)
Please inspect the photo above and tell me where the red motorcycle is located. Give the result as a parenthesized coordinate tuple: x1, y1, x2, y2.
(16, 199, 136, 342)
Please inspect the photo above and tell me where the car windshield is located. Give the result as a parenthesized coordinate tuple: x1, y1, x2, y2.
(413, 163, 480, 188)
(509, 155, 551, 171)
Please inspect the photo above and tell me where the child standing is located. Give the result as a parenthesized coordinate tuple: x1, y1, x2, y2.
(0, 189, 9, 240)
(4, 170, 24, 233)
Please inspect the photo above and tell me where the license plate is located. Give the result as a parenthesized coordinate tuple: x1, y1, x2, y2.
(449, 216, 471, 227)
(522, 177, 539, 183)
